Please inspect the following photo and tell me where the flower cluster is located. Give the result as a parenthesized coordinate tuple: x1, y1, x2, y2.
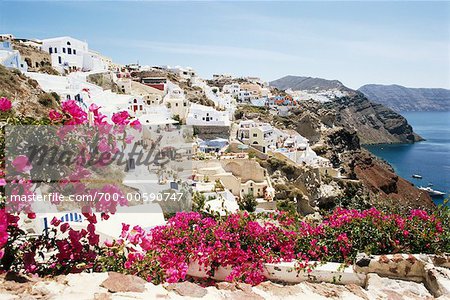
(1, 99, 142, 271)
(0, 97, 12, 112)
(110, 207, 448, 285)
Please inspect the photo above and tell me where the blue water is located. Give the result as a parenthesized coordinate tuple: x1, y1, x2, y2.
(364, 112, 450, 206)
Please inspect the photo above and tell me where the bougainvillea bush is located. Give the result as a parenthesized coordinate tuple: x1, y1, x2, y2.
(97, 206, 449, 285)
(0, 96, 140, 273)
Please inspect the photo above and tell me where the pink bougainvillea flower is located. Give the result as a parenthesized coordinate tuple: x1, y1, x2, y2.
(111, 111, 130, 125)
(89, 103, 100, 115)
(61, 100, 87, 124)
(49, 109, 63, 121)
(0, 209, 8, 250)
(0, 178, 6, 186)
(12, 155, 32, 172)
(0, 97, 12, 112)
(60, 223, 70, 233)
(98, 138, 111, 153)
(130, 119, 142, 131)
(125, 135, 133, 144)
(50, 216, 61, 227)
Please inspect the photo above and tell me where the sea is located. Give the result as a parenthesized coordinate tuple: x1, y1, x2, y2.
(364, 111, 450, 206)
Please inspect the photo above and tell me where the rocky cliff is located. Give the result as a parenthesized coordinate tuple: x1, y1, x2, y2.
(359, 84, 450, 112)
(330, 93, 422, 144)
(269, 76, 422, 145)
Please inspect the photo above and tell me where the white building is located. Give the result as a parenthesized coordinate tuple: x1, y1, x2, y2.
(186, 103, 231, 127)
(163, 84, 189, 119)
(170, 66, 196, 81)
(273, 129, 334, 171)
(222, 83, 240, 97)
(41, 36, 107, 73)
(0, 39, 28, 72)
(238, 90, 254, 102)
(212, 74, 232, 81)
(237, 120, 276, 153)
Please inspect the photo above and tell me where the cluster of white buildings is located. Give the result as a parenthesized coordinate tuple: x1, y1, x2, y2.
(237, 120, 335, 173)
(286, 88, 350, 103)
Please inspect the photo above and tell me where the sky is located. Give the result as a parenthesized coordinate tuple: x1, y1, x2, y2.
(0, 1, 449, 89)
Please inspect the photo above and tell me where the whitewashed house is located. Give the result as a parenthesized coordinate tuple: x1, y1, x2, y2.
(237, 120, 275, 153)
(222, 83, 240, 97)
(128, 96, 146, 116)
(186, 103, 231, 127)
(0, 39, 28, 72)
(117, 78, 132, 94)
(170, 66, 196, 81)
(212, 74, 232, 80)
(41, 36, 107, 73)
(163, 85, 189, 119)
(238, 90, 254, 102)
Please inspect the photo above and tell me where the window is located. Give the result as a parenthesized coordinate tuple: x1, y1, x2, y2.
(68, 48, 72, 55)
(175, 103, 178, 107)
(183, 102, 187, 107)
(49, 48, 53, 54)
(253, 133, 257, 137)
(73, 49, 76, 55)
(54, 48, 57, 53)
(58, 56, 62, 64)
(63, 48, 66, 53)
(67, 41, 71, 45)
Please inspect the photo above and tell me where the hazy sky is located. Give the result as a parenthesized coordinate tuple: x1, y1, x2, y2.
(0, 1, 449, 89)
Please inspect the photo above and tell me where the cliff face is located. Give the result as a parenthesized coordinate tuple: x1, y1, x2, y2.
(330, 93, 422, 144)
(269, 75, 422, 145)
(359, 84, 450, 112)
(323, 128, 433, 210)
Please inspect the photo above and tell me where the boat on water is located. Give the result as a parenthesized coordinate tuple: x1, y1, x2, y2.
(412, 174, 423, 179)
(418, 186, 446, 197)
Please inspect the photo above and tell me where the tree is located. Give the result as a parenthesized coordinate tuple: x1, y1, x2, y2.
(238, 193, 257, 212)
(192, 192, 206, 212)
(214, 179, 224, 192)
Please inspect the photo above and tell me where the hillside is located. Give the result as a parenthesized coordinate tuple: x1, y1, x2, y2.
(330, 93, 422, 144)
(358, 84, 450, 112)
(269, 75, 422, 144)
(0, 65, 59, 117)
(235, 105, 433, 211)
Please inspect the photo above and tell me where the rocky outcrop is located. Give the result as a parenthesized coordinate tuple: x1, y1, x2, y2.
(349, 150, 433, 210)
(322, 128, 433, 210)
(331, 93, 422, 144)
(359, 84, 450, 112)
(268, 75, 423, 145)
